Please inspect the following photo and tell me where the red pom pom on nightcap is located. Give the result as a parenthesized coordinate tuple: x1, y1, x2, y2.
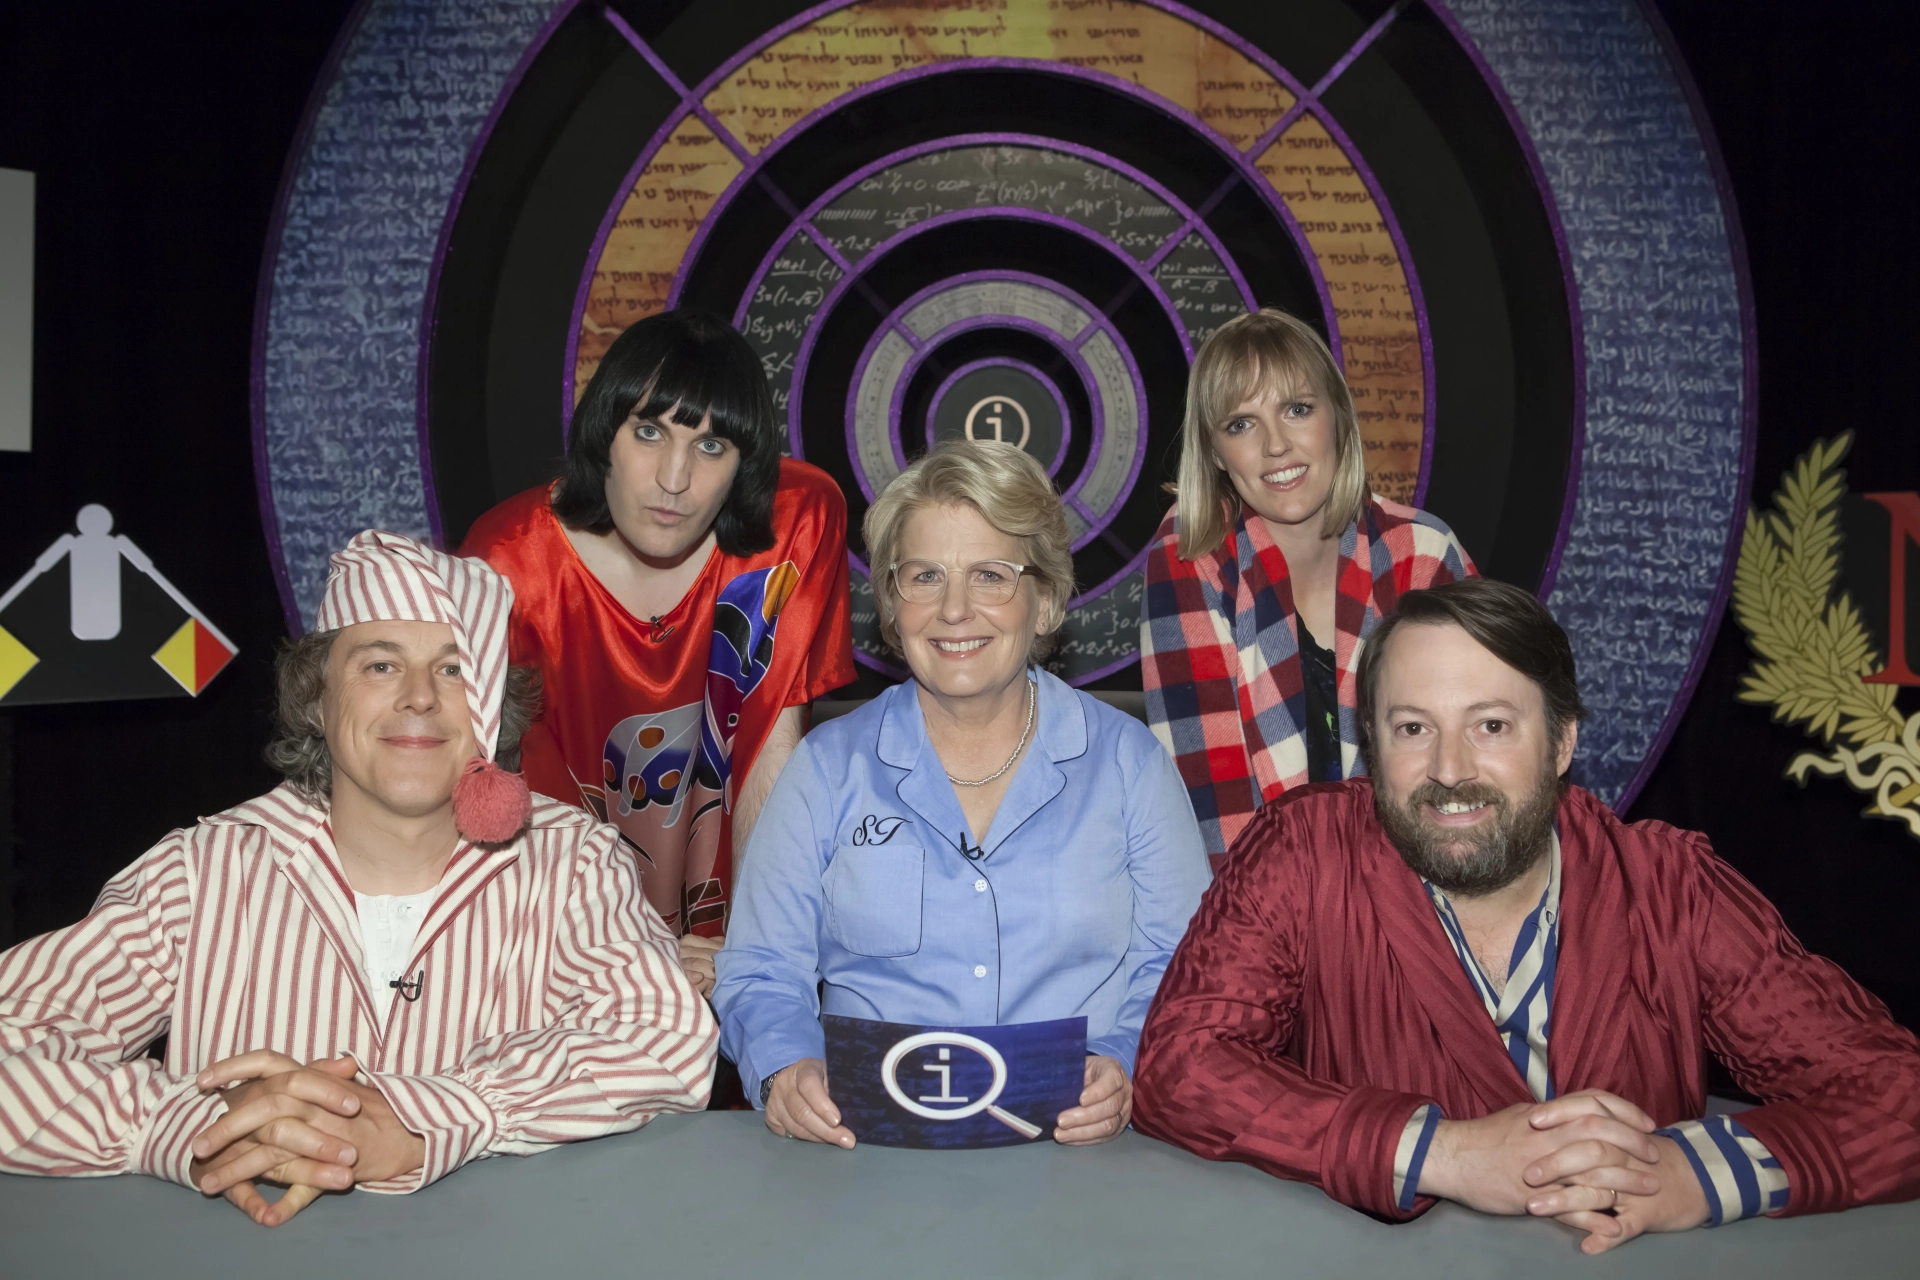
(452, 756, 532, 843)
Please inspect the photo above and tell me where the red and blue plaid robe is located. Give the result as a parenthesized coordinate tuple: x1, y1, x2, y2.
(1141, 497, 1475, 861)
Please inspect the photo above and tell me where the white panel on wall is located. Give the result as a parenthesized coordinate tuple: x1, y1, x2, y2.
(0, 168, 33, 453)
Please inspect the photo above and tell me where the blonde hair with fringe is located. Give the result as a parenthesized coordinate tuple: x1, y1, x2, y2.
(863, 440, 1074, 661)
(1174, 308, 1369, 560)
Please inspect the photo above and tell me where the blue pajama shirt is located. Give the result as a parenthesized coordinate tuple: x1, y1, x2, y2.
(712, 671, 1213, 1104)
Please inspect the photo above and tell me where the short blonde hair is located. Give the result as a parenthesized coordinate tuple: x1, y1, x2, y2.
(863, 440, 1074, 660)
(1174, 308, 1369, 560)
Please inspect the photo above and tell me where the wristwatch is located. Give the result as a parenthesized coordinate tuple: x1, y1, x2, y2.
(760, 1074, 775, 1107)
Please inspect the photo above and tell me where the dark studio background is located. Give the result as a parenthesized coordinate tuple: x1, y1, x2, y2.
(0, 0, 1915, 1032)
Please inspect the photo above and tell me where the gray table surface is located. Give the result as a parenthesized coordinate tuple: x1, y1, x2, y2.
(3, 1111, 1915, 1278)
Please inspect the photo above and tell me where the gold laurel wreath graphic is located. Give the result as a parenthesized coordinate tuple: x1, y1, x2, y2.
(1732, 432, 1920, 836)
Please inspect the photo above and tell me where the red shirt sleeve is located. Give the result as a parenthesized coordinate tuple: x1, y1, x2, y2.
(1683, 833, 1920, 1215)
(1133, 795, 1439, 1220)
(777, 461, 855, 705)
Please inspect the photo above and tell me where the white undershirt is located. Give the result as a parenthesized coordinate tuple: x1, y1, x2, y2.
(355, 888, 438, 1024)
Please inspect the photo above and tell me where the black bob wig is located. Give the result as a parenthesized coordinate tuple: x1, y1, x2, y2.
(551, 311, 780, 556)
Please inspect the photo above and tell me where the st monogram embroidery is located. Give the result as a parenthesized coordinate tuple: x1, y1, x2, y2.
(851, 815, 910, 846)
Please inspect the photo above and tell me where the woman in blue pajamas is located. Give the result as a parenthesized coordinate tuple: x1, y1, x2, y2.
(713, 440, 1211, 1148)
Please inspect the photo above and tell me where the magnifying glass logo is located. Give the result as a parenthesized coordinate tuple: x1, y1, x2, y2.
(880, 1031, 1042, 1139)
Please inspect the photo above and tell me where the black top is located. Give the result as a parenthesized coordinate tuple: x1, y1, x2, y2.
(1298, 625, 1340, 784)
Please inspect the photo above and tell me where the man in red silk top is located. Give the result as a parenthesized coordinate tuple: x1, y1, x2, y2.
(462, 312, 853, 996)
(1134, 578, 1920, 1253)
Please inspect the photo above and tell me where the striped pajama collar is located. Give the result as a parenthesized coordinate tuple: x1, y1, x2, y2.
(1425, 831, 1561, 1102)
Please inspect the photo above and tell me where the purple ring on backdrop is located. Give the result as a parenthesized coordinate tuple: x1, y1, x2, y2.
(709, 130, 1263, 338)
(924, 359, 1073, 477)
(1420, 2, 1586, 603)
(880, 318, 1114, 532)
(566, 5, 1424, 426)
(261, 0, 1750, 787)
(261, 0, 1429, 621)
(879, 317, 1101, 486)
(649, 40, 1304, 325)
(1617, 0, 1762, 809)
(1429, 0, 1754, 807)
(560, 6, 1434, 691)
(876, 316, 1110, 533)
(565, 44, 1430, 497)
(836, 289, 1152, 618)
(855, 272, 1121, 509)
(248, 0, 380, 633)
(254, 0, 588, 630)
(809, 243, 1164, 513)
(848, 286, 1120, 539)
(889, 328, 1093, 487)
(574, 56, 1332, 402)
(412, 0, 584, 543)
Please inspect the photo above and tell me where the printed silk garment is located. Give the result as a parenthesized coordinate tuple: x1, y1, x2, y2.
(462, 458, 854, 934)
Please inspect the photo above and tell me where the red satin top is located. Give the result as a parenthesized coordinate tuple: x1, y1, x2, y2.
(460, 459, 854, 935)
(1133, 779, 1920, 1222)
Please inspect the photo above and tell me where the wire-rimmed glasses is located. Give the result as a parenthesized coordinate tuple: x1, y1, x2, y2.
(889, 559, 1034, 606)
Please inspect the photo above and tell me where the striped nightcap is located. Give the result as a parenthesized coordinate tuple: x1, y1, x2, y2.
(314, 530, 515, 760)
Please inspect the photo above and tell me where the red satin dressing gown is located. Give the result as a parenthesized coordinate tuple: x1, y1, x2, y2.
(461, 459, 854, 935)
(1132, 779, 1920, 1222)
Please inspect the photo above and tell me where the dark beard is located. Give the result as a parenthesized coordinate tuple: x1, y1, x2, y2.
(1376, 771, 1561, 896)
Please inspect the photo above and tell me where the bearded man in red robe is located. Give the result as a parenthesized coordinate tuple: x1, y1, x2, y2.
(1134, 578, 1920, 1253)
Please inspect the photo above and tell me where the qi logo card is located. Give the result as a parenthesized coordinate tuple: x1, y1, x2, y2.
(822, 1014, 1086, 1149)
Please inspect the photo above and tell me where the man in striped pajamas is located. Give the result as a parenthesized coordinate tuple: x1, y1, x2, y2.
(1135, 579, 1920, 1253)
(0, 531, 718, 1225)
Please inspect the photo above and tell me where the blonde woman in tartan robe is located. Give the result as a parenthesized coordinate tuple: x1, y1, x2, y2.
(1141, 309, 1475, 866)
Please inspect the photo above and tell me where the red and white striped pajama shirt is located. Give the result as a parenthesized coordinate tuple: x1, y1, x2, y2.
(0, 784, 718, 1192)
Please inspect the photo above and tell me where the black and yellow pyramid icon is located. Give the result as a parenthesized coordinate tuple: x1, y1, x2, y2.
(0, 505, 237, 707)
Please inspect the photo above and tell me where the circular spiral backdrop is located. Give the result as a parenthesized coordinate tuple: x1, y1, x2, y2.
(252, 0, 1754, 809)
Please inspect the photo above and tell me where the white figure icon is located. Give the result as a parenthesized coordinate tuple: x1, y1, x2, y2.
(66, 504, 125, 638)
(0, 504, 234, 651)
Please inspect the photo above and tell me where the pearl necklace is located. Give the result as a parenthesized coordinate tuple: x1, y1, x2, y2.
(946, 677, 1036, 787)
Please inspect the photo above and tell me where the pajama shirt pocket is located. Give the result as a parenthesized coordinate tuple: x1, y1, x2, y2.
(822, 843, 925, 957)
